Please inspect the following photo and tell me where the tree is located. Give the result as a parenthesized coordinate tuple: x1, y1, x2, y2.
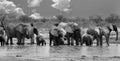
(55, 14, 67, 22)
(89, 15, 103, 24)
(41, 18, 49, 23)
(19, 15, 32, 22)
(105, 13, 120, 23)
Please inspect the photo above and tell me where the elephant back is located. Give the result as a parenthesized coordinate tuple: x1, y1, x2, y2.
(87, 28, 99, 36)
(58, 22, 68, 29)
(82, 33, 93, 40)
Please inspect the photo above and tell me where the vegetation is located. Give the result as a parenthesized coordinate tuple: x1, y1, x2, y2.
(0, 13, 120, 28)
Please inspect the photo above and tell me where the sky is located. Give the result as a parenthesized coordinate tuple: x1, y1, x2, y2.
(4, 0, 120, 18)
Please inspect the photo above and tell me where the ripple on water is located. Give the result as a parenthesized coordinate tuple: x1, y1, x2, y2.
(0, 44, 120, 60)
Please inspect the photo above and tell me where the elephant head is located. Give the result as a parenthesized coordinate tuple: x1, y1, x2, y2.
(86, 28, 101, 46)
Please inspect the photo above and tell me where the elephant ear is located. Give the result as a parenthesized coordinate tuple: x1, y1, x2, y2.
(15, 24, 28, 34)
(50, 28, 59, 37)
(33, 27, 38, 35)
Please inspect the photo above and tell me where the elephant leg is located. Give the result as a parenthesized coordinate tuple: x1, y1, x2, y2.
(53, 40, 57, 46)
(71, 38, 74, 45)
(66, 33, 70, 45)
(106, 35, 109, 46)
(10, 37, 13, 45)
(31, 37, 34, 44)
(49, 39, 52, 46)
(99, 36, 103, 47)
(59, 38, 64, 45)
(2, 37, 5, 46)
(115, 31, 118, 41)
(67, 38, 70, 45)
(89, 38, 93, 46)
(81, 37, 85, 46)
(6, 37, 9, 45)
(0, 36, 5, 46)
(80, 41, 84, 46)
(96, 36, 100, 46)
(21, 38, 25, 45)
(42, 41, 44, 46)
(49, 36, 53, 46)
(75, 38, 79, 46)
(56, 38, 59, 46)
(17, 39, 20, 45)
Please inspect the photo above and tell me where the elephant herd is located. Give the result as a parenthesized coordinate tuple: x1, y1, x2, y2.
(0, 15, 118, 47)
(49, 22, 119, 47)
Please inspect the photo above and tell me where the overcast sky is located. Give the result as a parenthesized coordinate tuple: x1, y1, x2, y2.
(9, 0, 120, 17)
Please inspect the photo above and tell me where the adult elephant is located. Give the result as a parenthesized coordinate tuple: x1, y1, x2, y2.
(98, 24, 118, 46)
(86, 24, 118, 46)
(0, 15, 29, 45)
(49, 23, 66, 46)
(1, 23, 29, 45)
(58, 22, 82, 45)
(25, 23, 39, 44)
(86, 27, 100, 46)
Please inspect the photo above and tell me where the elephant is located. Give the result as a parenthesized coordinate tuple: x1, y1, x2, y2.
(97, 24, 118, 46)
(0, 15, 30, 45)
(86, 24, 118, 46)
(25, 23, 39, 44)
(36, 35, 46, 46)
(86, 27, 101, 46)
(81, 33, 93, 46)
(58, 22, 82, 45)
(49, 23, 65, 46)
(106, 24, 118, 41)
(3, 23, 29, 45)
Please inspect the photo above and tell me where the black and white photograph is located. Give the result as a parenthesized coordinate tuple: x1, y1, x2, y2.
(0, 0, 120, 61)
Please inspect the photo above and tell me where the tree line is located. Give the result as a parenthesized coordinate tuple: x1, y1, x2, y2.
(0, 13, 120, 28)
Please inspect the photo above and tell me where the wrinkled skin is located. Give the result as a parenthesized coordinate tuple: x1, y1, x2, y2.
(49, 28, 64, 46)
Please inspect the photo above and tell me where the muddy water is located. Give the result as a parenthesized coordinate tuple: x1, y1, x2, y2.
(0, 44, 120, 61)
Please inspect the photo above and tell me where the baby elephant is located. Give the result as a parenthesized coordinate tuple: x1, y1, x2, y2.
(36, 35, 46, 46)
(81, 33, 93, 46)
